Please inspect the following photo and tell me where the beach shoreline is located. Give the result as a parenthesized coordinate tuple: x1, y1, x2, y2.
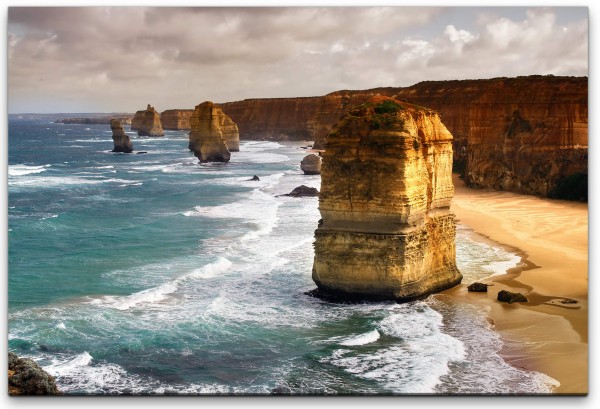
(446, 174, 588, 394)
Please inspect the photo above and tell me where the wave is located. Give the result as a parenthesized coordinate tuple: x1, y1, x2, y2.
(323, 302, 466, 394)
(339, 330, 380, 346)
(89, 257, 232, 311)
(9, 175, 139, 188)
(9, 164, 51, 176)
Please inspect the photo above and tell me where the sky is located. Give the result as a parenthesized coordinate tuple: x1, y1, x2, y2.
(6, 4, 588, 114)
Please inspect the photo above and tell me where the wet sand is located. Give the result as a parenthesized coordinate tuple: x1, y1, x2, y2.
(447, 175, 588, 394)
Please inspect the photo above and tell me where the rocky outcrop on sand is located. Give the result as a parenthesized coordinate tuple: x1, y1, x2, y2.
(189, 101, 232, 163)
(110, 119, 133, 153)
(136, 104, 164, 137)
(312, 96, 462, 301)
(281, 185, 319, 197)
(300, 154, 322, 175)
(497, 290, 528, 303)
(160, 109, 194, 130)
(8, 352, 59, 395)
(467, 282, 489, 292)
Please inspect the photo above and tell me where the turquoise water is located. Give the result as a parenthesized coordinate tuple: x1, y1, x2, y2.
(8, 118, 558, 395)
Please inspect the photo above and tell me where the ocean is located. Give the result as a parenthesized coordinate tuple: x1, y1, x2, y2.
(7, 117, 559, 395)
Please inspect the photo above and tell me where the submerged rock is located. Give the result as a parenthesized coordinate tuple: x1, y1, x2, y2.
(188, 101, 232, 163)
(497, 290, 528, 303)
(248, 175, 260, 181)
(467, 282, 489, 292)
(312, 96, 462, 301)
(8, 352, 59, 395)
(300, 154, 322, 175)
(281, 185, 319, 197)
(137, 104, 164, 137)
(110, 119, 133, 153)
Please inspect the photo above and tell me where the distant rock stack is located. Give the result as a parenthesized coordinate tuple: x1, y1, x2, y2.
(219, 113, 240, 152)
(312, 96, 462, 301)
(110, 119, 133, 153)
(137, 104, 164, 137)
(189, 101, 232, 163)
(300, 154, 322, 175)
(130, 110, 144, 131)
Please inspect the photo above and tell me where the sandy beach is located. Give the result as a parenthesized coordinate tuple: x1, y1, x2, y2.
(447, 174, 588, 394)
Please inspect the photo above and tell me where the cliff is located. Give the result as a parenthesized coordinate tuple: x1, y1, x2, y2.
(219, 97, 322, 141)
(312, 96, 462, 301)
(189, 101, 231, 163)
(393, 76, 588, 197)
(161, 109, 193, 130)
(135, 104, 164, 137)
(55, 114, 132, 125)
(110, 119, 133, 153)
(217, 76, 587, 198)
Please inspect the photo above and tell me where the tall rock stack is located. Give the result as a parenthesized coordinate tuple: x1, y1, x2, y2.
(110, 119, 133, 153)
(312, 96, 462, 301)
(137, 104, 164, 137)
(189, 101, 232, 163)
(130, 109, 145, 131)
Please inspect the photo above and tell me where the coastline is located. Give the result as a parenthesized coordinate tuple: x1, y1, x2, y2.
(445, 174, 588, 394)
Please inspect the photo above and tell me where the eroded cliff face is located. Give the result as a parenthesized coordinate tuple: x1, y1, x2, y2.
(110, 119, 133, 153)
(216, 76, 587, 198)
(219, 97, 322, 141)
(137, 104, 164, 137)
(393, 76, 588, 197)
(189, 101, 231, 163)
(312, 96, 462, 301)
(161, 109, 193, 130)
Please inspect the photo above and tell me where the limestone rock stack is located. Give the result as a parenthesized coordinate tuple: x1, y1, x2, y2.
(219, 113, 240, 152)
(137, 104, 164, 137)
(300, 154, 322, 175)
(130, 110, 144, 131)
(188, 101, 232, 163)
(110, 119, 133, 153)
(312, 96, 462, 301)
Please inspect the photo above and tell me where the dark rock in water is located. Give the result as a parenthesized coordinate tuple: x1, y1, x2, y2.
(300, 153, 322, 175)
(497, 290, 528, 303)
(8, 352, 60, 395)
(468, 282, 489, 292)
(271, 386, 291, 395)
(136, 151, 148, 154)
(281, 185, 319, 197)
(248, 175, 260, 181)
(110, 119, 133, 153)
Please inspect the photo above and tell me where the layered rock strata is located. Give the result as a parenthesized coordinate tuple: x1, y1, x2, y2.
(110, 119, 133, 153)
(300, 154, 322, 175)
(161, 109, 193, 130)
(219, 113, 240, 152)
(130, 110, 144, 131)
(312, 97, 462, 301)
(136, 104, 164, 137)
(189, 101, 232, 163)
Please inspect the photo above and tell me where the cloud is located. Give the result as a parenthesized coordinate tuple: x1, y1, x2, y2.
(7, 7, 587, 113)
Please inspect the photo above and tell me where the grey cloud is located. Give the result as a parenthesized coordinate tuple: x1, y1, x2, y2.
(7, 6, 587, 113)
